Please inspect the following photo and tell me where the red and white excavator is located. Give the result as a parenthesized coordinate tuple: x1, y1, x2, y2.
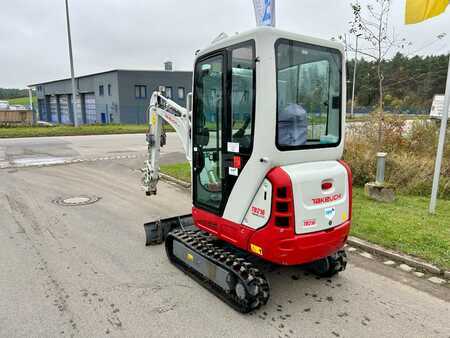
(142, 27, 352, 313)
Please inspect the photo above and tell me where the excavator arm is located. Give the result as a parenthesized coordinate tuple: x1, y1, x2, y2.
(142, 89, 192, 195)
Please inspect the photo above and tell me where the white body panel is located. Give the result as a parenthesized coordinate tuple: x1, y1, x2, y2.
(195, 28, 346, 224)
(243, 179, 272, 229)
(282, 161, 350, 234)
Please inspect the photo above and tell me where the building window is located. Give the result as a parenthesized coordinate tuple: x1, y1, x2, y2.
(37, 86, 42, 92)
(108, 84, 112, 96)
(135, 85, 147, 99)
(166, 86, 172, 99)
(177, 87, 185, 99)
(99, 85, 104, 96)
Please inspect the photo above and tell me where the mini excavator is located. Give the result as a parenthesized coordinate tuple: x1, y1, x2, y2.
(142, 27, 352, 313)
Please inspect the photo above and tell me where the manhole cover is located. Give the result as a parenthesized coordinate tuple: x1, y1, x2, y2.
(53, 195, 101, 206)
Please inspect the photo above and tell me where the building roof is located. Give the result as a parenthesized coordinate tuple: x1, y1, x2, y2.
(28, 68, 193, 87)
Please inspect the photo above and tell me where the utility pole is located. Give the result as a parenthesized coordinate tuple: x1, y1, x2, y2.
(65, 0, 79, 126)
(28, 87, 35, 124)
(350, 35, 360, 119)
(429, 55, 450, 214)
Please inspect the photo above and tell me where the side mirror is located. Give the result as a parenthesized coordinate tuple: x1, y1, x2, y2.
(186, 92, 193, 112)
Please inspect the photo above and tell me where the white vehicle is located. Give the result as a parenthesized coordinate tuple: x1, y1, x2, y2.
(0, 100, 9, 110)
(8, 104, 27, 111)
(142, 27, 351, 313)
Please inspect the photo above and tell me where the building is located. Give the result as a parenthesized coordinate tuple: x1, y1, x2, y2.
(29, 68, 192, 125)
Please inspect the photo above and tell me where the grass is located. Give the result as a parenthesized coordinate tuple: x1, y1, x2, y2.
(352, 187, 449, 270)
(159, 162, 450, 269)
(160, 162, 191, 183)
(4, 96, 37, 106)
(0, 124, 149, 138)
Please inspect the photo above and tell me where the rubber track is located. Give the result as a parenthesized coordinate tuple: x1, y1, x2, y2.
(165, 229, 270, 313)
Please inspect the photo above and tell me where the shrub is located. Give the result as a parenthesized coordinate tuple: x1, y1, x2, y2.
(344, 115, 450, 199)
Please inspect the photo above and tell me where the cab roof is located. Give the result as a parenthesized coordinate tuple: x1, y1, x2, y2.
(197, 26, 345, 59)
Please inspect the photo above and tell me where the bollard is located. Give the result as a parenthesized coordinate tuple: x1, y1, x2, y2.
(375, 152, 387, 185)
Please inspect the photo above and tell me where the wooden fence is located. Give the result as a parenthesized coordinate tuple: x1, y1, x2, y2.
(0, 110, 33, 125)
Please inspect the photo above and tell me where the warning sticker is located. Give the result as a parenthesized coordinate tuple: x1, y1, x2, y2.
(227, 142, 240, 153)
(229, 167, 238, 176)
(250, 244, 263, 255)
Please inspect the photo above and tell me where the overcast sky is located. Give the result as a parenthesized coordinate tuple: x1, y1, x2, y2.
(0, 0, 448, 88)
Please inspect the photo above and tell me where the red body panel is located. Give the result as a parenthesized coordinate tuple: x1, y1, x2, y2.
(193, 207, 254, 251)
(192, 164, 352, 266)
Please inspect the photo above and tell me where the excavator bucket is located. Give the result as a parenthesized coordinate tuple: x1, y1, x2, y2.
(144, 214, 193, 245)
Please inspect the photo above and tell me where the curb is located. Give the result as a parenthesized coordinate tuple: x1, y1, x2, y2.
(159, 173, 191, 189)
(347, 236, 442, 275)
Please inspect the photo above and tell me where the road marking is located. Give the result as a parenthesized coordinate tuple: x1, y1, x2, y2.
(0, 153, 144, 169)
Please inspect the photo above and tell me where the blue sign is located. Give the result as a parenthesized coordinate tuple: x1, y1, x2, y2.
(253, 0, 275, 27)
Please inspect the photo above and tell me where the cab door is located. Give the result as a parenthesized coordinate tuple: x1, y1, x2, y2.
(192, 53, 225, 214)
(192, 41, 255, 216)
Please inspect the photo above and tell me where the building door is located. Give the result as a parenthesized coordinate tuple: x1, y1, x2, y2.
(59, 95, 70, 124)
(84, 93, 97, 124)
(49, 96, 58, 123)
(38, 99, 46, 121)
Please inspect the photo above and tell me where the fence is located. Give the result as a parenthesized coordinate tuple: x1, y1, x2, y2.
(0, 110, 34, 125)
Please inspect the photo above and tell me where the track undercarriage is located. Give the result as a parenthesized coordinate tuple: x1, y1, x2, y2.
(144, 215, 347, 313)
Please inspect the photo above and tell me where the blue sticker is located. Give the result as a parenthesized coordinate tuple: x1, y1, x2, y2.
(324, 207, 336, 220)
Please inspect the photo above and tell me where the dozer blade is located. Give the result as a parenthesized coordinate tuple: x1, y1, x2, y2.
(144, 214, 193, 246)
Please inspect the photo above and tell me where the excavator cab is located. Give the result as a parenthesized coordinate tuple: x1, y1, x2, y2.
(144, 27, 351, 313)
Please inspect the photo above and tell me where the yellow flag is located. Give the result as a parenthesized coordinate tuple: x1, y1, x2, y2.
(405, 0, 449, 24)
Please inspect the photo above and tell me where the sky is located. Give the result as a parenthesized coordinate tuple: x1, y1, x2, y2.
(0, 0, 449, 88)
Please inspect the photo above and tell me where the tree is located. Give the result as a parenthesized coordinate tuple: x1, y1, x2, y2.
(347, 0, 408, 147)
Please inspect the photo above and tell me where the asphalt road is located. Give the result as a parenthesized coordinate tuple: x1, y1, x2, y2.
(0, 136, 449, 337)
(0, 133, 185, 168)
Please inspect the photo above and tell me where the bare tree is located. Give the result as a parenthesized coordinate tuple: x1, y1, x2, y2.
(347, 0, 407, 147)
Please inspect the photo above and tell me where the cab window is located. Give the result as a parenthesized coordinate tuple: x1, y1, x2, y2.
(276, 39, 342, 149)
(230, 43, 255, 154)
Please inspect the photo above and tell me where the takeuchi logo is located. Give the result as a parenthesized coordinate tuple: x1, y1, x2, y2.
(312, 193, 342, 205)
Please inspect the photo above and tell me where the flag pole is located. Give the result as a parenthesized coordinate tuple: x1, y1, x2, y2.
(429, 55, 450, 214)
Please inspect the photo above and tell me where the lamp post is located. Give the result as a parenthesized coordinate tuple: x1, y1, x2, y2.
(64, 0, 79, 126)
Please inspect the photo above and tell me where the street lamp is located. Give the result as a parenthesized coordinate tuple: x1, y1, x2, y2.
(65, 0, 79, 126)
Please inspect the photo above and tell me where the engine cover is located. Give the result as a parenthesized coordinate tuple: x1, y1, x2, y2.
(282, 161, 350, 235)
